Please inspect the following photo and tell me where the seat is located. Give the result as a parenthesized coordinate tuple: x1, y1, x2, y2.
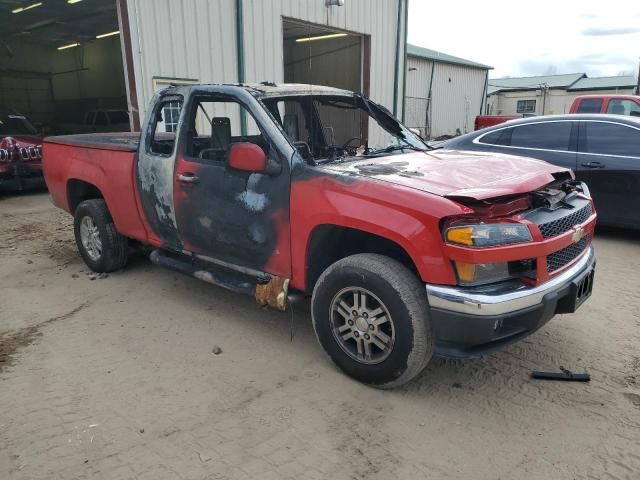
(283, 114, 300, 141)
(211, 117, 231, 151)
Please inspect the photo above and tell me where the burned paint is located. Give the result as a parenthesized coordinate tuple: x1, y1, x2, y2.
(135, 93, 184, 249)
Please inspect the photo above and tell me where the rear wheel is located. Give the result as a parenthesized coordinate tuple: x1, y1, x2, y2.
(73, 199, 128, 272)
(311, 254, 434, 388)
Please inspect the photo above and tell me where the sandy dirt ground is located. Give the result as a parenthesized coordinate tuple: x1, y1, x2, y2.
(1, 192, 639, 480)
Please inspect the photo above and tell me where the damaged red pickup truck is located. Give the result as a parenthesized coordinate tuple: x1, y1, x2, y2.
(43, 83, 597, 387)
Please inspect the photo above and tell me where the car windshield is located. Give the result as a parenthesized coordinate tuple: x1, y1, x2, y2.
(0, 114, 38, 135)
(261, 94, 428, 163)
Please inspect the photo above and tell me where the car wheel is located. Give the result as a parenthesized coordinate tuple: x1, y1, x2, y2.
(74, 199, 128, 273)
(311, 253, 434, 388)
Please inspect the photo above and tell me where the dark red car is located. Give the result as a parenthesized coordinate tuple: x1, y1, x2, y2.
(0, 113, 44, 191)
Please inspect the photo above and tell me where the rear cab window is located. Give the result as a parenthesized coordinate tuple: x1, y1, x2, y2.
(576, 98, 603, 113)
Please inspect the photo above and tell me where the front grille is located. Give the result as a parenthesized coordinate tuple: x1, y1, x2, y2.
(538, 203, 593, 239)
(546, 235, 590, 272)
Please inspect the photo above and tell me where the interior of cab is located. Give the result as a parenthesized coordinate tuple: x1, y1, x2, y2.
(187, 98, 268, 162)
(148, 96, 269, 160)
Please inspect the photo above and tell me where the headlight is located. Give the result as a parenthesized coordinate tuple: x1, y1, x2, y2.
(445, 223, 532, 248)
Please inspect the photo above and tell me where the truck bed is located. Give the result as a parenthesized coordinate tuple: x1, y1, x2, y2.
(43, 134, 150, 244)
(45, 133, 140, 152)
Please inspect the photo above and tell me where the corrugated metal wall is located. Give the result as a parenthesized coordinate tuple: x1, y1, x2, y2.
(405, 56, 488, 139)
(125, 0, 405, 121)
(404, 56, 433, 136)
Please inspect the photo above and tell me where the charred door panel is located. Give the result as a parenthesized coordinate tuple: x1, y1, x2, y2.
(136, 94, 184, 249)
(173, 89, 292, 277)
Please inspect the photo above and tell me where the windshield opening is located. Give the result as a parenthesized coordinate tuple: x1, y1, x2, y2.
(0, 114, 38, 136)
(261, 94, 427, 163)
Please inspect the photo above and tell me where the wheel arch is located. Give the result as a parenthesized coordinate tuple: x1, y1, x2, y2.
(304, 223, 423, 294)
(67, 178, 105, 213)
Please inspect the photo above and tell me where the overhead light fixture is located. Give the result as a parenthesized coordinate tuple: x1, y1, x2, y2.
(12, 2, 42, 14)
(57, 42, 80, 51)
(67, 0, 83, 4)
(96, 30, 120, 39)
(295, 32, 348, 43)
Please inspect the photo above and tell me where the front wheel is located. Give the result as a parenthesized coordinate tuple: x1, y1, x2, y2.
(73, 199, 128, 272)
(311, 254, 434, 388)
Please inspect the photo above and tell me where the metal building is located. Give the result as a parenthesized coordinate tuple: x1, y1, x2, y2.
(122, 0, 409, 129)
(0, 0, 407, 135)
(404, 44, 491, 139)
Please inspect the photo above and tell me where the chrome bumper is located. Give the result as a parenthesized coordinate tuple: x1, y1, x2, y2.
(426, 247, 595, 316)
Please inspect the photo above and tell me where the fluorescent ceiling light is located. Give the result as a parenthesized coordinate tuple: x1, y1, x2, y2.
(67, 0, 83, 4)
(12, 2, 42, 14)
(57, 42, 80, 51)
(96, 30, 120, 39)
(295, 32, 348, 43)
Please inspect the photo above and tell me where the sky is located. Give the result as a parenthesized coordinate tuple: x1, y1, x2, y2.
(407, 0, 640, 79)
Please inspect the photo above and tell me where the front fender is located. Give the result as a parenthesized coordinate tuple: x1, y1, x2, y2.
(290, 175, 471, 290)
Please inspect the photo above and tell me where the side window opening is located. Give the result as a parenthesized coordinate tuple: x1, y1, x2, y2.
(149, 98, 183, 156)
(606, 99, 640, 117)
(186, 97, 266, 162)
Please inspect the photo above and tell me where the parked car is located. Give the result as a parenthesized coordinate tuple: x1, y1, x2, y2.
(0, 112, 44, 191)
(440, 114, 640, 229)
(569, 94, 640, 117)
(43, 83, 596, 387)
(474, 114, 535, 130)
(59, 109, 130, 134)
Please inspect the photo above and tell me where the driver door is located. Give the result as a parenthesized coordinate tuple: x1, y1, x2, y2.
(173, 90, 292, 277)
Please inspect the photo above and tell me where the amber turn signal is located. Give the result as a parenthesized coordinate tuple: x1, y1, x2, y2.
(446, 226, 474, 246)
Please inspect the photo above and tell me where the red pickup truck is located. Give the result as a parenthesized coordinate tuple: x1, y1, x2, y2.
(43, 83, 597, 387)
(569, 94, 640, 116)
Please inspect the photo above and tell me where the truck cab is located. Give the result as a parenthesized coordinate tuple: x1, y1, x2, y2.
(570, 94, 640, 116)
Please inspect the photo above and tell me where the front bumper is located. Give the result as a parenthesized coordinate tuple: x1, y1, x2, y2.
(0, 162, 44, 191)
(426, 247, 595, 358)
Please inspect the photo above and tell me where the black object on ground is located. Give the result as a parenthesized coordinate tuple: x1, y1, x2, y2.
(531, 367, 590, 382)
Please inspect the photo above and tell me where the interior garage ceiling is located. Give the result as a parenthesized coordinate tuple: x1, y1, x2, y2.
(0, 0, 118, 48)
(283, 20, 344, 40)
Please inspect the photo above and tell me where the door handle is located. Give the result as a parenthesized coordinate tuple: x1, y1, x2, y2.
(177, 173, 199, 184)
(580, 161, 605, 169)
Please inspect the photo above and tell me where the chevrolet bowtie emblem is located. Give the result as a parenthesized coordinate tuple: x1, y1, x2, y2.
(571, 226, 586, 243)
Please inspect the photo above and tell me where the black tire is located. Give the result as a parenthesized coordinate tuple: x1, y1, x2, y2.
(311, 253, 434, 388)
(73, 199, 128, 273)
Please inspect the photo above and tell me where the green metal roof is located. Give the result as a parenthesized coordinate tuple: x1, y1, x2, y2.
(407, 44, 492, 70)
(488, 73, 586, 94)
(568, 75, 637, 91)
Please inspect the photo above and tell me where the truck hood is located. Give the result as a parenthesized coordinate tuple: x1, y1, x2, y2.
(320, 149, 571, 201)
